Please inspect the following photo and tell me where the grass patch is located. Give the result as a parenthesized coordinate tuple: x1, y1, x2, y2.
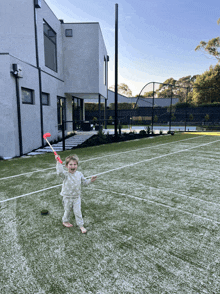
(1, 133, 220, 293)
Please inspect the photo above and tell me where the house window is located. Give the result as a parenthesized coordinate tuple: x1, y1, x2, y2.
(42, 93, 50, 105)
(43, 20, 57, 72)
(65, 29, 73, 37)
(57, 97, 66, 130)
(21, 88, 34, 104)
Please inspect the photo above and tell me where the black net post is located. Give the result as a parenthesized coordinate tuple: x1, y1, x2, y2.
(114, 3, 118, 140)
(169, 87, 173, 132)
(184, 87, 189, 132)
(151, 82, 155, 134)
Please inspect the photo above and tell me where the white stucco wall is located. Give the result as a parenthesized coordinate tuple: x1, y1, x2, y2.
(98, 27, 108, 98)
(0, 0, 36, 66)
(0, 55, 19, 158)
(62, 23, 99, 94)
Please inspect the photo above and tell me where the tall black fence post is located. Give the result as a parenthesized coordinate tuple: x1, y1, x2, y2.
(114, 3, 118, 140)
(169, 87, 173, 132)
(151, 82, 155, 134)
(185, 87, 189, 132)
(62, 119, 65, 151)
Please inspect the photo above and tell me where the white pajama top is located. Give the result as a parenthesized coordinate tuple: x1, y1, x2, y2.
(56, 162, 91, 198)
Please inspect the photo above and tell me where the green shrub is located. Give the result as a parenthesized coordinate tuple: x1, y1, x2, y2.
(139, 130, 146, 136)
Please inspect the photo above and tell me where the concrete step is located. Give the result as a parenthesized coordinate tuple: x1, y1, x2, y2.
(26, 132, 95, 156)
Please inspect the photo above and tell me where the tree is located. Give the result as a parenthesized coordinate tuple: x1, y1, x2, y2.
(109, 102, 136, 110)
(174, 75, 198, 103)
(195, 18, 220, 62)
(205, 114, 210, 122)
(85, 103, 104, 111)
(156, 76, 199, 103)
(156, 78, 177, 98)
(109, 83, 132, 97)
(171, 113, 176, 121)
(189, 114, 194, 121)
(192, 64, 220, 105)
(143, 91, 154, 97)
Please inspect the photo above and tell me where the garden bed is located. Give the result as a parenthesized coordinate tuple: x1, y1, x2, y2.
(77, 131, 164, 148)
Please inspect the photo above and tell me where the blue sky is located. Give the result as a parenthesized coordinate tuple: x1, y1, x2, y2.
(45, 0, 220, 95)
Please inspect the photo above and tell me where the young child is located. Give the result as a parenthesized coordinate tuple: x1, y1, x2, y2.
(55, 154, 97, 233)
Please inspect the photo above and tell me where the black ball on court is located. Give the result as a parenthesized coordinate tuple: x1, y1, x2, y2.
(41, 209, 49, 215)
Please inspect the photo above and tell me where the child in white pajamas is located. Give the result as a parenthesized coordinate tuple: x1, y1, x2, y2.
(55, 154, 97, 233)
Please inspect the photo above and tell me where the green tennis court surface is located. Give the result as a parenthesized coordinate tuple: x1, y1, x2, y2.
(1, 133, 220, 293)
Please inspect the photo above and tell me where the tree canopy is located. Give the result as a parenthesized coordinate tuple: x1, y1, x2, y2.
(109, 83, 133, 97)
(195, 18, 220, 62)
(191, 64, 220, 105)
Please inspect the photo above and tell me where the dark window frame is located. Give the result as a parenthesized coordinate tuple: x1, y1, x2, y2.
(65, 29, 73, 37)
(21, 87, 34, 104)
(42, 92, 50, 106)
(43, 19, 58, 72)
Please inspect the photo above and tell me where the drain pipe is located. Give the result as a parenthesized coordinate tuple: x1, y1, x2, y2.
(12, 65, 23, 156)
(33, 0, 44, 147)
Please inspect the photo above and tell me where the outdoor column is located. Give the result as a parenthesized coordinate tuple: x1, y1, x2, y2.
(104, 99, 107, 129)
(98, 94, 101, 131)
(72, 97, 75, 130)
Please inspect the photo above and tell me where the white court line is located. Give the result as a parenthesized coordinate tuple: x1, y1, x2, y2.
(92, 138, 220, 177)
(1, 136, 219, 204)
(0, 185, 62, 203)
(152, 187, 220, 206)
(0, 135, 203, 181)
(91, 187, 220, 225)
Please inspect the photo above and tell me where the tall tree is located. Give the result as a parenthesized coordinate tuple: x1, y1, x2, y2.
(156, 78, 177, 98)
(175, 75, 198, 103)
(143, 91, 154, 97)
(192, 64, 220, 105)
(109, 83, 133, 97)
(195, 18, 220, 62)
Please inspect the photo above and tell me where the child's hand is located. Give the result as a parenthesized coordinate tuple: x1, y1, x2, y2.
(55, 154, 63, 164)
(91, 176, 97, 182)
(55, 155, 60, 161)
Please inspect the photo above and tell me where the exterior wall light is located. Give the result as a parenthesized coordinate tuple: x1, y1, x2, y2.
(12, 64, 23, 78)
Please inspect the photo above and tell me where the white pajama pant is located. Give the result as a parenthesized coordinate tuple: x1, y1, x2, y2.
(62, 196, 83, 227)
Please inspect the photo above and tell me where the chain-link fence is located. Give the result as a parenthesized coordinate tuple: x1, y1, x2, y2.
(85, 82, 220, 133)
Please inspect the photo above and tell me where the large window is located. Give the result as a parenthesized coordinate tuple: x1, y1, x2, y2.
(21, 88, 34, 104)
(57, 97, 66, 130)
(43, 20, 57, 72)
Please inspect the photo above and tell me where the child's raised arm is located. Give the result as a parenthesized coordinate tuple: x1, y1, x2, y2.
(55, 155, 66, 179)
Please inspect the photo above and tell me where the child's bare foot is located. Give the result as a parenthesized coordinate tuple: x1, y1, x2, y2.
(80, 227, 87, 234)
(63, 222, 73, 227)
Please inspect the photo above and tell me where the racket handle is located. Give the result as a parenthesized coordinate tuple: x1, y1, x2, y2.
(54, 152, 63, 164)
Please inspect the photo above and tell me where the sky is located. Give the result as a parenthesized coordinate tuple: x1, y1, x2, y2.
(45, 0, 220, 96)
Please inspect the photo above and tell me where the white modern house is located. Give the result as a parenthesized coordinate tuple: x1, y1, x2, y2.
(0, 0, 109, 159)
